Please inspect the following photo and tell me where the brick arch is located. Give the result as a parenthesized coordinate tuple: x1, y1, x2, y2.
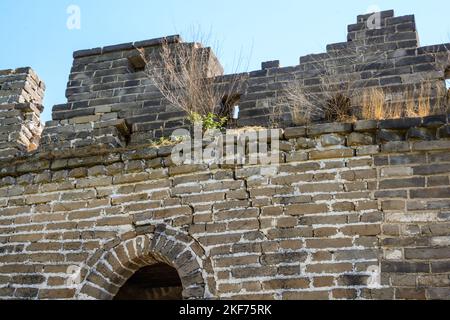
(76, 225, 208, 300)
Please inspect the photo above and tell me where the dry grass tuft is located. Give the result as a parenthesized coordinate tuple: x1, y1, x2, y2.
(227, 126, 266, 134)
(324, 93, 356, 123)
(356, 83, 447, 120)
(282, 81, 358, 124)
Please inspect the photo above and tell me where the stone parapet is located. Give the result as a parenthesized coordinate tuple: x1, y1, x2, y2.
(0, 68, 44, 159)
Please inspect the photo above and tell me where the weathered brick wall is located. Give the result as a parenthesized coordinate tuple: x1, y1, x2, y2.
(1, 115, 450, 299)
(1, 9, 450, 300)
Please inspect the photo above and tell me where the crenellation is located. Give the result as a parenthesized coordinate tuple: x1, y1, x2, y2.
(33, 11, 446, 146)
(261, 60, 281, 70)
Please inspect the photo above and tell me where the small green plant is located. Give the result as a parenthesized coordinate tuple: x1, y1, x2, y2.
(188, 112, 228, 131)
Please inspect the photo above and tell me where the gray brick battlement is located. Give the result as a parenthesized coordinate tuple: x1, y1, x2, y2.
(2, 9, 450, 300)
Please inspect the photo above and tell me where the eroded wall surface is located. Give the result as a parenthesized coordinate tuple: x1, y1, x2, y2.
(0, 10, 450, 300)
(1, 118, 450, 299)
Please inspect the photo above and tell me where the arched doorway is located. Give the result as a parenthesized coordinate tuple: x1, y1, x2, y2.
(114, 263, 183, 300)
(77, 228, 210, 300)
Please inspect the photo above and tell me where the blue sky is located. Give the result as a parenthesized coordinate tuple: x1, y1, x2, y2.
(1, 0, 450, 122)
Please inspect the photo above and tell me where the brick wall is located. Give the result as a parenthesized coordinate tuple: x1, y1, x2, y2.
(1, 115, 450, 299)
(1, 9, 450, 300)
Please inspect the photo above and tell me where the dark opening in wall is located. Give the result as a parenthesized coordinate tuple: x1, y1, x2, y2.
(114, 263, 183, 300)
(128, 55, 147, 73)
(221, 94, 240, 117)
(445, 67, 450, 90)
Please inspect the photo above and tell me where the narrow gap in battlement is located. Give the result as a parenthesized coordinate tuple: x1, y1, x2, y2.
(128, 55, 147, 73)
